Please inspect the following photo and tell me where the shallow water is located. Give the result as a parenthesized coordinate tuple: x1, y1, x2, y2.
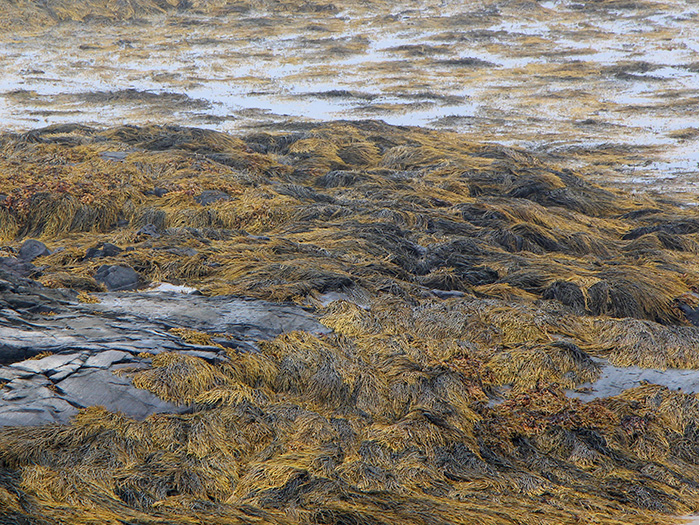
(567, 358, 699, 402)
(1, 0, 697, 202)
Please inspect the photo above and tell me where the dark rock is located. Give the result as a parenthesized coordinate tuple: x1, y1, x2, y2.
(103, 243, 123, 256)
(85, 247, 101, 259)
(674, 299, 699, 327)
(195, 190, 230, 205)
(161, 247, 198, 257)
(18, 240, 50, 261)
(0, 257, 37, 279)
(94, 265, 141, 291)
(153, 187, 169, 197)
(85, 242, 123, 259)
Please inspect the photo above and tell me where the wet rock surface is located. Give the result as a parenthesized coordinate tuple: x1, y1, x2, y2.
(0, 269, 328, 426)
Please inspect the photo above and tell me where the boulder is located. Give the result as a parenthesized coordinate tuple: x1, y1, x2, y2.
(95, 265, 141, 291)
(18, 239, 51, 262)
(18, 239, 50, 261)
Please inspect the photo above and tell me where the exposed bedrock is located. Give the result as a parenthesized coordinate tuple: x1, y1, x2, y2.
(0, 268, 329, 426)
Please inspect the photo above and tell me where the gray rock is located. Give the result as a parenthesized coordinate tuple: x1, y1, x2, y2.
(0, 367, 33, 382)
(56, 369, 185, 420)
(153, 187, 169, 197)
(177, 350, 224, 362)
(99, 151, 128, 162)
(94, 265, 141, 291)
(431, 289, 466, 299)
(18, 240, 50, 261)
(8, 352, 86, 374)
(89, 292, 330, 340)
(2, 376, 53, 401)
(84, 350, 131, 369)
(195, 190, 230, 205)
(0, 402, 78, 426)
(0, 283, 330, 426)
(102, 243, 123, 257)
(111, 362, 150, 372)
(0, 256, 37, 279)
(48, 360, 85, 381)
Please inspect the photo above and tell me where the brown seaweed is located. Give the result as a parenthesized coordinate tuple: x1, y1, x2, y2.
(0, 121, 697, 524)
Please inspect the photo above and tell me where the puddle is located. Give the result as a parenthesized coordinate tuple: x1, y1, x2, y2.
(567, 358, 699, 402)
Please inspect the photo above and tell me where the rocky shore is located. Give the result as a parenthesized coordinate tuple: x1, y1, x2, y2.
(0, 121, 696, 524)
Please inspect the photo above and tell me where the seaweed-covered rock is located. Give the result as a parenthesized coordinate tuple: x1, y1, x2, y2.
(543, 280, 586, 314)
(0, 122, 696, 525)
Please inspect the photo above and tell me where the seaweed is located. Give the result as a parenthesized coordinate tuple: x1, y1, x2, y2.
(0, 121, 696, 524)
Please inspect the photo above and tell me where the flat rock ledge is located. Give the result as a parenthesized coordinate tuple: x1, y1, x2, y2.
(0, 280, 329, 426)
